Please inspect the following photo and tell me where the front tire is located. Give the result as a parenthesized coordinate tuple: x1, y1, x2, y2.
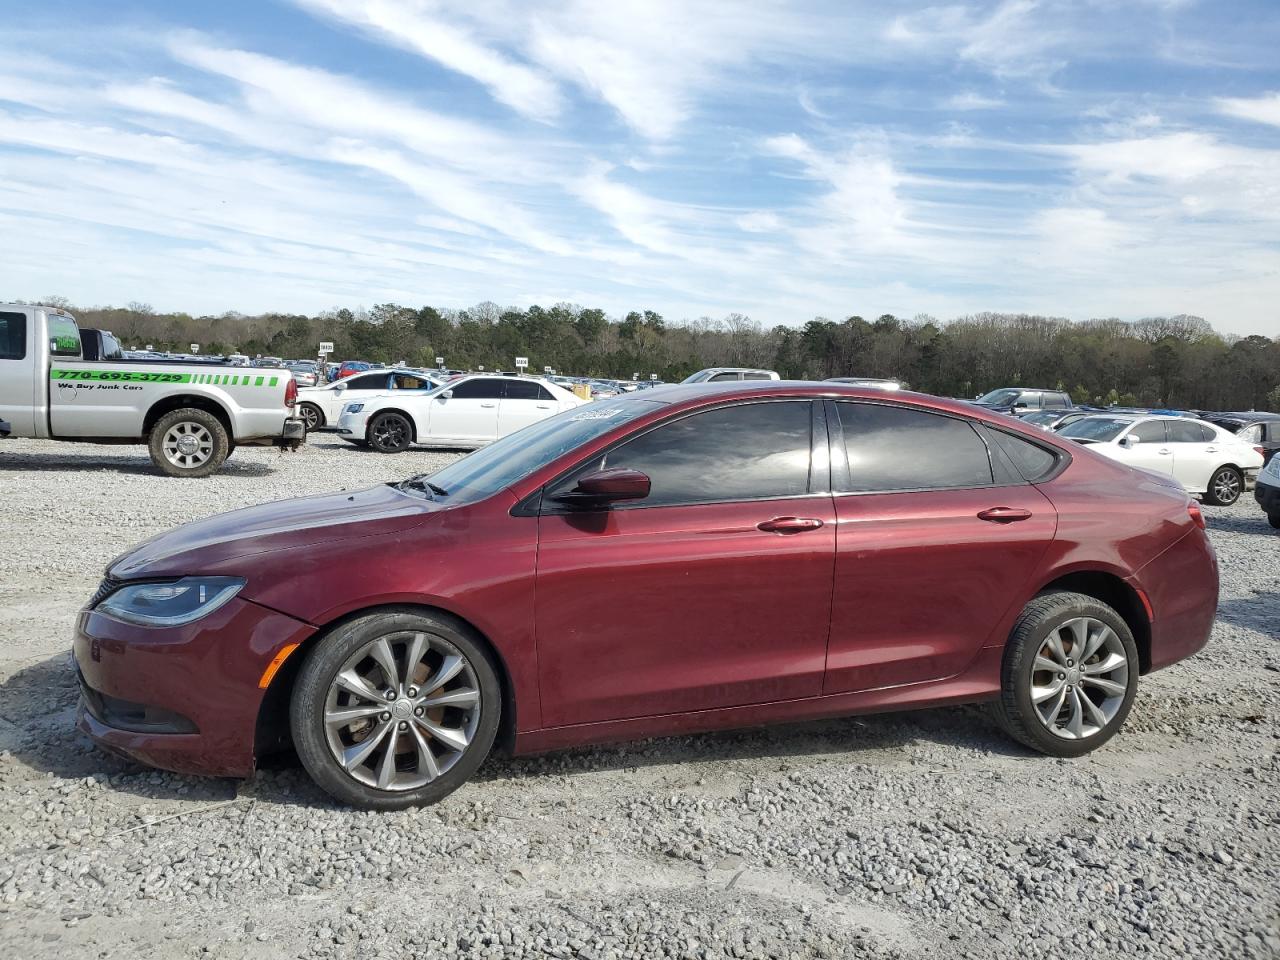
(148, 408, 229, 478)
(290, 610, 501, 810)
(1204, 466, 1243, 506)
(991, 592, 1138, 758)
(368, 412, 412, 453)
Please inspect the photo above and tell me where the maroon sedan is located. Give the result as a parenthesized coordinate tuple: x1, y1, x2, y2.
(74, 383, 1217, 808)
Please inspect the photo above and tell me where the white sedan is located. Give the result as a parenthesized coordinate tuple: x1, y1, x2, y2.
(295, 369, 443, 431)
(1057, 413, 1264, 505)
(336, 374, 583, 452)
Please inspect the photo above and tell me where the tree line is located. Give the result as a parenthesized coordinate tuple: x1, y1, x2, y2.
(44, 297, 1280, 412)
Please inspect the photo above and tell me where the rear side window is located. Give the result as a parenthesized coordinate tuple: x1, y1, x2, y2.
(743, 372, 773, 380)
(450, 378, 506, 400)
(708, 372, 739, 382)
(346, 373, 389, 390)
(504, 380, 554, 401)
(0, 311, 27, 360)
(47, 314, 81, 357)
(1129, 421, 1168, 443)
(589, 400, 813, 506)
(393, 374, 433, 390)
(1168, 420, 1212, 443)
(988, 429, 1060, 482)
(835, 402, 993, 492)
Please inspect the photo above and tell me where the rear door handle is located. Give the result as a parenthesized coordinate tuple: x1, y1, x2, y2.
(977, 507, 1032, 523)
(480, 403, 497, 408)
(1158, 448, 1172, 455)
(757, 516, 824, 534)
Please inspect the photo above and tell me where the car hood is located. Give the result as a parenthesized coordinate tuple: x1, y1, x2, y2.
(108, 483, 435, 579)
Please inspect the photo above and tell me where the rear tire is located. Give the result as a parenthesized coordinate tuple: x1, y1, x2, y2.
(1204, 466, 1242, 506)
(290, 609, 501, 809)
(148, 408, 229, 478)
(991, 591, 1138, 758)
(299, 403, 323, 432)
(368, 412, 412, 453)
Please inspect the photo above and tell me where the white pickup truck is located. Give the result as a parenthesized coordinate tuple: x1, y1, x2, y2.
(0, 303, 305, 477)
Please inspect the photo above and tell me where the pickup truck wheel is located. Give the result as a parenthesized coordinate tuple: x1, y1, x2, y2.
(368, 412, 412, 453)
(149, 408, 229, 478)
(299, 403, 323, 432)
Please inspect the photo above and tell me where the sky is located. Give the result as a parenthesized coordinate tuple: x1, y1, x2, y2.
(1, 0, 1279, 336)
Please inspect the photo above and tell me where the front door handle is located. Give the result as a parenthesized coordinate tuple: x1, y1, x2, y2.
(480, 403, 497, 408)
(757, 516, 824, 534)
(977, 506, 1032, 523)
(1157, 448, 1172, 455)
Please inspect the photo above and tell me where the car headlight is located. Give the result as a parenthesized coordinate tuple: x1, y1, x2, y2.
(344, 403, 364, 415)
(97, 577, 245, 627)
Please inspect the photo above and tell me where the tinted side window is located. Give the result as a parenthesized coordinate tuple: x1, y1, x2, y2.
(1015, 392, 1040, 409)
(0, 312, 25, 360)
(504, 379, 553, 401)
(345, 373, 388, 390)
(708, 372, 739, 382)
(743, 372, 773, 380)
(1048, 393, 1070, 408)
(1168, 420, 1208, 443)
(450, 378, 505, 400)
(988, 429, 1060, 482)
(591, 401, 812, 506)
(836, 402, 993, 492)
(48, 314, 81, 357)
(393, 374, 432, 390)
(1129, 421, 1168, 443)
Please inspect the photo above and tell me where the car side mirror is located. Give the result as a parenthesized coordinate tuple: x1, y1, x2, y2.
(1120, 435, 1139, 448)
(438, 389, 453, 399)
(554, 468, 651, 505)
(334, 382, 346, 392)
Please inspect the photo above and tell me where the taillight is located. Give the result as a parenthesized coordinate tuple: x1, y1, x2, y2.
(1187, 501, 1205, 530)
(284, 378, 297, 408)
(1255, 446, 1266, 457)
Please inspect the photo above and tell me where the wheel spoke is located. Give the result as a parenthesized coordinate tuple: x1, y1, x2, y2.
(1066, 689, 1084, 738)
(375, 724, 401, 788)
(419, 687, 479, 709)
(1081, 652, 1126, 676)
(1078, 624, 1108, 664)
(1063, 619, 1088, 659)
(408, 724, 442, 781)
(1082, 675, 1126, 697)
(336, 669, 383, 703)
(1033, 655, 1061, 674)
(404, 632, 429, 683)
(369, 637, 401, 692)
(415, 715, 469, 752)
(1044, 630, 1069, 666)
(325, 703, 385, 727)
(426, 654, 465, 691)
(1079, 691, 1109, 729)
(342, 720, 391, 770)
(1038, 684, 1068, 725)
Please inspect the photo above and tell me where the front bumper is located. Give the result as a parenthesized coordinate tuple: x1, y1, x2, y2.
(1255, 480, 1280, 515)
(73, 595, 314, 778)
(335, 413, 369, 439)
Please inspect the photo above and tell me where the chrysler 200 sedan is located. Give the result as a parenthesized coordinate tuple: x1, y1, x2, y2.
(74, 383, 1218, 809)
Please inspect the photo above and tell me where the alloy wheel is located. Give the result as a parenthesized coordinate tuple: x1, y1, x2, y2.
(161, 421, 214, 470)
(1029, 616, 1130, 740)
(371, 415, 409, 450)
(300, 405, 321, 431)
(1212, 469, 1240, 505)
(323, 630, 481, 791)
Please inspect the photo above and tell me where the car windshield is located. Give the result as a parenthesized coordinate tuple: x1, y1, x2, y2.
(402, 398, 665, 504)
(1057, 417, 1132, 442)
(975, 389, 1020, 405)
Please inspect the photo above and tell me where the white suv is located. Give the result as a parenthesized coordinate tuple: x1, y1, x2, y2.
(1058, 414, 1264, 505)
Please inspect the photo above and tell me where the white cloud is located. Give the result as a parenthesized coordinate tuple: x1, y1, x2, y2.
(946, 91, 1006, 111)
(289, 0, 563, 121)
(1217, 92, 1280, 129)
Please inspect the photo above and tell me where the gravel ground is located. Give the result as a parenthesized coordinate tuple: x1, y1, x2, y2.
(1, 435, 1277, 960)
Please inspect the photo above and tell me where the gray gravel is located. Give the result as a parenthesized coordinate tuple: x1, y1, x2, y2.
(1, 435, 1278, 959)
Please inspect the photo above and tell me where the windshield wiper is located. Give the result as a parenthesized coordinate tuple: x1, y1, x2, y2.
(398, 475, 448, 499)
